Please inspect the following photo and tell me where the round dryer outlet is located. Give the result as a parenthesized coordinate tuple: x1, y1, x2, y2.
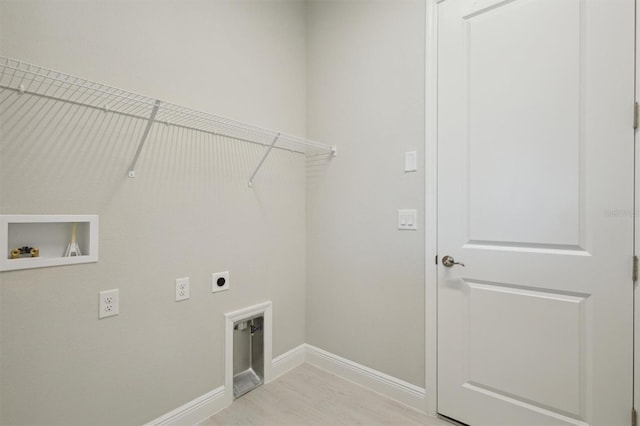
(212, 271, 230, 293)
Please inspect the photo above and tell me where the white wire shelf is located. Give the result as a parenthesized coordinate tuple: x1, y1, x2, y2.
(0, 56, 336, 182)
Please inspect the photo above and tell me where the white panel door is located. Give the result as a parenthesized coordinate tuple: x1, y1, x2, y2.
(437, 0, 635, 425)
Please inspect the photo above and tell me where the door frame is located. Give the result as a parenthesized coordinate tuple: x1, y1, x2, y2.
(634, 0, 639, 418)
(424, 0, 439, 416)
(424, 0, 638, 418)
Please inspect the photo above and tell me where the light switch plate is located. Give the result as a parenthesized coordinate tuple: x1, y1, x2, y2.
(398, 209, 417, 230)
(404, 151, 417, 172)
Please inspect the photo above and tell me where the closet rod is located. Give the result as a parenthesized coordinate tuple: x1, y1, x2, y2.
(0, 57, 337, 173)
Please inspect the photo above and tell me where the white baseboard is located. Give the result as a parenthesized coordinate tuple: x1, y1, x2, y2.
(145, 342, 306, 426)
(271, 344, 306, 381)
(146, 343, 426, 425)
(305, 344, 427, 413)
(144, 386, 227, 426)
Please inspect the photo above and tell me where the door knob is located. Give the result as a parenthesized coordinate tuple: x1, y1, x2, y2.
(442, 255, 465, 267)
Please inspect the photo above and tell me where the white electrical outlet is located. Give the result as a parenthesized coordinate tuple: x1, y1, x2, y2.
(176, 277, 190, 301)
(212, 271, 230, 293)
(99, 289, 119, 319)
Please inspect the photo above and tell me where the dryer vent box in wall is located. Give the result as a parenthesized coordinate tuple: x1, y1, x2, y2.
(233, 315, 264, 399)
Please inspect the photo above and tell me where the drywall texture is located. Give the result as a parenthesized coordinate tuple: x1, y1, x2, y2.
(306, 0, 426, 387)
(0, 1, 310, 424)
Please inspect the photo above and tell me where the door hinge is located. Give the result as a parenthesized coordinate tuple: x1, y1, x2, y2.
(632, 408, 637, 426)
(633, 256, 638, 282)
(634, 102, 639, 129)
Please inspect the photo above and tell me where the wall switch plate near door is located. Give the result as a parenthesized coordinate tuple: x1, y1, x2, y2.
(405, 151, 417, 172)
(398, 209, 418, 230)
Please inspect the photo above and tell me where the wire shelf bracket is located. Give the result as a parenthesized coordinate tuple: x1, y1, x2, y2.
(248, 133, 280, 188)
(0, 56, 337, 180)
(128, 100, 161, 178)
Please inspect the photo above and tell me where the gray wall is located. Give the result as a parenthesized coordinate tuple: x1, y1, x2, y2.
(0, 1, 308, 424)
(305, 0, 426, 387)
(0, 0, 428, 424)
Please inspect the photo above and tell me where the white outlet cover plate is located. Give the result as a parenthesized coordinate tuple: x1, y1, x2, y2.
(175, 277, 190, 301)
(212, 271, 230, 293)
(99, 289, 119, 319)
(398, 209, 418, 230)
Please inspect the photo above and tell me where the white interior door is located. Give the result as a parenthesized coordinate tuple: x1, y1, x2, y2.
(436, 0, 635, 425)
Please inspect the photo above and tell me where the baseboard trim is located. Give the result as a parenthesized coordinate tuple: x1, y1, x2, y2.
(147, 344, 426, 425)
(144, 385, 227, 426)
(305, 344, 427, 413)
(271, 344, 306, 381)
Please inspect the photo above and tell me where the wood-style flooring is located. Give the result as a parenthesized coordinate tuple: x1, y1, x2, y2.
(200, 363, 451, 426)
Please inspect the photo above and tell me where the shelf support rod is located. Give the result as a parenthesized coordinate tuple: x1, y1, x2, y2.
(128, 99, 161, 178)
(248, 133, 281, 188)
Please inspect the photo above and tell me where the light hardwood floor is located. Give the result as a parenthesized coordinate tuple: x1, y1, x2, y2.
(201, 363, 451, 426)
